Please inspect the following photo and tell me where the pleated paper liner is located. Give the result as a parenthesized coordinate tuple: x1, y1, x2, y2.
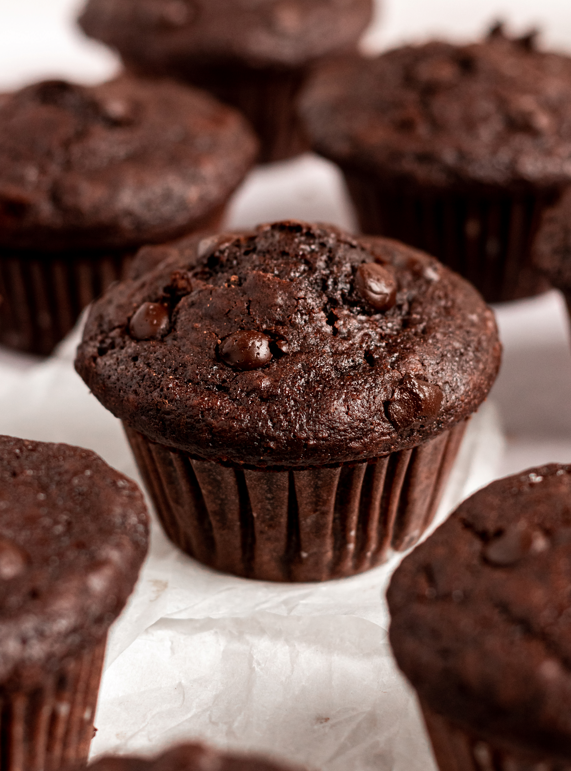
(343, 170, 554, 304)
(126, 58, 308, 164)
(0, 205, 226, 357)
(125, 420, 467, 582)
(420, 702, 567, 771)
(0, 637, 106, 771)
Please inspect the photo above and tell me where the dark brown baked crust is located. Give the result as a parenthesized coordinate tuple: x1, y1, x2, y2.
(0, 77, 257, 250)
(387, 464, 571, 761)
(78, 0, 373, 71)
(533, 187, 571, 292)
(0, 435, 149, 691)
(75, 220, 500, 468)
(88, 743, 302, 771)
(300, 25, 571, 191)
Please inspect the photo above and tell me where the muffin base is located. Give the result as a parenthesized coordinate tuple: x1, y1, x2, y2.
(127, 58, 308, 164)
(0, 207, 226, 357)
(1, 638, 106, 771)
(420, 701, 569, 771)
(343, 171, 554, 304)
(124, 421, 467, 582)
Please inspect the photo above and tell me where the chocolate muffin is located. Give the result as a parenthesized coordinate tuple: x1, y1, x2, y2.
(0, 76, 258, 355)
(0, 435, 149, 771)
(299, 23, 571, 303)
(387, 464, 571, 771)
(87, 742, 304, 771)
(75, 220, 500, 582)
(77, 0, 374, 163)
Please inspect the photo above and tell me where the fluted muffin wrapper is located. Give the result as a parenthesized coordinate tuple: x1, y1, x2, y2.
(343, 170, 553, 304)
(127, 59, 308, 164)
(420, 701, 566, 771)
(1, 637, 106, 771)
(0, 207, 225, 356)
(124, 421, 467, 582)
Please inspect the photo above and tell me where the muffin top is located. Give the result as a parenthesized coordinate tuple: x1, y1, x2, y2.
(388, 464, 571, 761)
(0, 77, 257, 250)
(88, 743, 301, 771)
(78, 0, 373, 70)
(0, 435, 148, 690)
(300, 24, 571, 191)
(75, 221, 500, 468)
(533, 188, 571, 292)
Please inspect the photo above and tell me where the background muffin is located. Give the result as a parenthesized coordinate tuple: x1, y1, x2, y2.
(0, 434, 149, 771)
(77, 0, 374, 164)
(533, 186, 571, 317)
(0, 76, 257, 355)
(75, 220, 500, 582)
(388, 464, 571, 771)
(299, 23, 571, 303)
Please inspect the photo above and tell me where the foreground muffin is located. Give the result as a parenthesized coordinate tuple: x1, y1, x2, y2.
(78, 0, 373, 163)
(75, 220, 500, 582)
(299, 23, 571, 303)
(88, 742, 303, 771)
(0, 76, 257, 355)
(388, 464, 571, 770)
(0, 435, 149, 771)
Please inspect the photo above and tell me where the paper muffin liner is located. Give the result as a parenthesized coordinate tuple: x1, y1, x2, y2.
(0, 207, 225, 357)
(126, 59, 308, 164)
(124, 420, 467, 582)
(1, 637, 106, 771)
(420, 701, 565, 771)
(343, 170, 553, 304)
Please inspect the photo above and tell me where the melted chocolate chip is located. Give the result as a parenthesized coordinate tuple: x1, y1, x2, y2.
(129, 303, 170, 341)
(0, 538, 27, 580)
(483, 525, 535, 567)
(355, 263, 397, 311)
(387, 376, 443, 429)
(220, 331, 272, 371)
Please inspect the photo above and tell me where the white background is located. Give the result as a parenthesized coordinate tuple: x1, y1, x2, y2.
(0, 1, 571, 769)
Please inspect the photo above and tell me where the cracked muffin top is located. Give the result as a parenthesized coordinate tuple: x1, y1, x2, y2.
(300, 24, 571, 191)
(388, 464, 571, 761)
(88, 742, 302, 771)
(75, 221, 500, 468)
(0, 76, 257, 250)
(78, 0, 373, 71)
(0, 435, 148, 691)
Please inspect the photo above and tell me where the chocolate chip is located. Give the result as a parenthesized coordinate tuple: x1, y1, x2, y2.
(355, 263, 397, 311)
(483, 524, 548, 567)
(0, 538, 27, 580)
(99, 97, 138, 127)
(220, 331, 272, 371)
(386, 376, 443, 429)
(129, 303, 170, 341)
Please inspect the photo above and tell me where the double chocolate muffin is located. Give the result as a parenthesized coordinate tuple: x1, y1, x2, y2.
(88, 742, 304, 771)
(0, 76, 257, 355)
(78, 0, 374, 163)
(75, 220, 500, 582)
(300, 23, 571, 303)
(0, 435, 149, 771)
(388, 464, 571, 771)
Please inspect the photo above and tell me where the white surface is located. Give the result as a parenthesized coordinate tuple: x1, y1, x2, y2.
(1, 0, 571, 769)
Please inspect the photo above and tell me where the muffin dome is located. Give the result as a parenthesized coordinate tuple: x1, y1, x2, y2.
(0, 435, 149, 691)
(300, 26, 571, 191)
(75, 220, 500, 468)
(78, 0, 374, 70)
(388, 464, 571, 761)
(0, 76, 257, 250)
